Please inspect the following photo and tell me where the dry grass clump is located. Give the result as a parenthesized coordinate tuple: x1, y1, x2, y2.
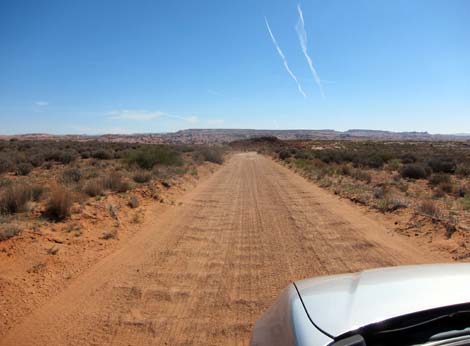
(351, 169, 372, 183)
(44, 188, 73, 221)
(83, 179, 104, 197)
(102, 173, 131, 193)
(197, 147, 224, 164)
(376, 198, 407, 213)
(0, 225, 21, 241)
(419, 200, 441, 219)
(0, 184, 33, 214)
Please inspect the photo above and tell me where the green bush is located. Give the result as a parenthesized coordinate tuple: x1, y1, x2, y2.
(91, 150, 113, 160)
(61, 167, 82, 183)
(400, 164, 430, 179)
(29, 154, 45, 167)
(46, 150, 78, 164)
(0, 155, 14, 174)
(428, 157, 456, 174)
(279, 150, 291, 160)
(133, 171, 152, 183)
(16, 162, 33, 176)
(126, 147, 182, 170)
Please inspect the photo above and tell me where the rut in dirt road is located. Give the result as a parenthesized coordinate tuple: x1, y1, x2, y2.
(1, 153, 443, 346)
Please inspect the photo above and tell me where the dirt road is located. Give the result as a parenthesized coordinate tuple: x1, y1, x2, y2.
(1, 153, 445, 346)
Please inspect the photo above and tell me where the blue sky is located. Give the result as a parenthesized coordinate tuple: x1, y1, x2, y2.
(0, 0, 469, 134)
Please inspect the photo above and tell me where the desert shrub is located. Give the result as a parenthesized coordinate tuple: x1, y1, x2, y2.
(61, 167, 82, 183)
(46, 150, 78, 164)
(360, 154, 384, 169)
(83, 179, 104, 197)
(294, 150, 312, 160)
(133, 171, 152, 183)
(376, 198, 407, 213)
(461, 197, 470, 211)
(29, 154, 45, 167)
(351, 169, 372, 183)
(401, 153, 417, 164)
(126, 147, 182, 170)
(373, 185, 388, 199)
(103, 173, 130, 193)
(428, 157, 456, 174)
(439, 182, 454, 194)
(338, 164, 351, 176)
(0, 155, 14, 174)
(128, 196, 139, 209)
(101, 230, 117, 240)
(0, 225, 21, 241)
(16, 162, 33, 176)
(31, 185, 45, 201)
(419, 200, 441, 218)
(80, 151, 91, 159)
(198, 147, 224, 164)
(387, 159, 400, 171)
(456, 185, 469, 198)
(91, 150, 113, 160)
(456, 164, 470, 177)
(400, 164, 430, 179)
(44, 188, 73, 221)
(0, 184, 32, 214)
(428, 173, 451, 187)
(279, 150, 291, 160)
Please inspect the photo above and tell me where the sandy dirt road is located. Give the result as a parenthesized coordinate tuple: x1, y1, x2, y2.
(1, 153, 446, 346)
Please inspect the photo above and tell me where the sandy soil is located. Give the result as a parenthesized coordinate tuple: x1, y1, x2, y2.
(0, 153, 450, 346)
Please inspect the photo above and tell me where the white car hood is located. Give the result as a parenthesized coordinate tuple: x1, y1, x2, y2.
(295, 263, 470, 338)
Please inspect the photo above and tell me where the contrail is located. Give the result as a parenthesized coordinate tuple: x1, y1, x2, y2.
(265, 17, 306, 98)
(296, 4, 324, 98)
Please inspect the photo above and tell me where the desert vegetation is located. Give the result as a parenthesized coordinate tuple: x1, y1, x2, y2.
(0, 139, 226, 242)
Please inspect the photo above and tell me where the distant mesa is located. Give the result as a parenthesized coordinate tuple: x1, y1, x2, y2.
(0, 129, 469, 144)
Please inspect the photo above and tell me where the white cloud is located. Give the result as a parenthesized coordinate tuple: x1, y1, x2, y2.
(265, 17, 306, 98)
(296, 4, 325, 98)
(108, 109, 198, 124)
(35, 101, 49, 107)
